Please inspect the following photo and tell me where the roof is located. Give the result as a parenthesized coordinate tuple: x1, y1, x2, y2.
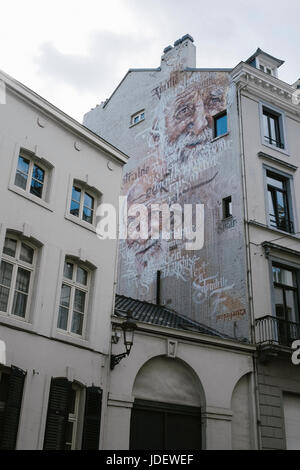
(246, 48, 285, 67)
(0, 69, 129, 165)
(114, 294, 226, 338)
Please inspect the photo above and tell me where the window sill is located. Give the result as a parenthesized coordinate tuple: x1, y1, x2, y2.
(129, 119, 145, 129)
(65, 213, 96, 233)
(0, 312, 34, 332)
(262, 142, 289, 157)
(248, 220, 300, 240)
(211, 132, 229, 143)
(8, 185, 53, 212)
(52, 330, 91, 349)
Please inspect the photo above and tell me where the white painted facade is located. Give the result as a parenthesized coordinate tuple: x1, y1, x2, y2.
(0, 70, 127, 449)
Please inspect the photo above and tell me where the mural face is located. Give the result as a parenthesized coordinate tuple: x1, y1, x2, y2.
(119, 71, 248, 338)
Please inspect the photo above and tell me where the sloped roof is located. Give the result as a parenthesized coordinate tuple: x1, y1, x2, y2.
(246, 48, 284, 67)
(114, 294, 225, 338)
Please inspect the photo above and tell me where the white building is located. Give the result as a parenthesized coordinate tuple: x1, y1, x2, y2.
(0, 70, 127, 449)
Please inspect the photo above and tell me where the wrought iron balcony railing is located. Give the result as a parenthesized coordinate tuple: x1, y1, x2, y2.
(256, 315, 300, 348)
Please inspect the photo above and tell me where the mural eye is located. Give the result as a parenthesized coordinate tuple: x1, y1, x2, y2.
(174, 103, 194, 121)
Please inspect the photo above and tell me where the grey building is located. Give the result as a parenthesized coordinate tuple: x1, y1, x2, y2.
(84, 36, 300, 449)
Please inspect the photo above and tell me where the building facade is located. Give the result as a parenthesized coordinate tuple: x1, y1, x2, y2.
(0, 70, 127, 449)
(84, 37, 300, 449)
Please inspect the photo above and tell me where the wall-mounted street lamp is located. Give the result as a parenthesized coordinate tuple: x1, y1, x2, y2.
(110, 312, 137, 370)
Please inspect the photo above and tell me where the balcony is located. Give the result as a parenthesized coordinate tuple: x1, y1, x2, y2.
(255, 315, 300, 360)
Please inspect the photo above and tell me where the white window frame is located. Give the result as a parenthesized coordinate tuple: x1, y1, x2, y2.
(57, 260, 90, 338)
(130, 110, 145, 127)
(262, 164, 297, 235)
(0, 234, 36, 322)
(259, 101, 289, 155)
(70, 185, 95, 225)
(14, 153, 49, 201)
(65, 384, 81, 450)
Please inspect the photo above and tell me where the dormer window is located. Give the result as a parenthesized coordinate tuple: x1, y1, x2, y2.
(246, 48, 284, 79)
(259, 64, 275, 76)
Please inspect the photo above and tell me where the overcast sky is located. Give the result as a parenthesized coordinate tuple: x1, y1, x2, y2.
(1, 0, 299, 122)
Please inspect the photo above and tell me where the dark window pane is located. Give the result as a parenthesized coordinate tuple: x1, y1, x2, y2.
(0, 286, 10, 312)
(15, 268, 30, 293)
(30, 180, 43, 198)
(63, 262, 73, 280)
(267, 173, 284, 190)
(20, 243, 34, 264)
(0, 372, 9, 403)
(215, 113, 227, 137)
(64, 421, 74, 447)
(0, 261, 13, 288)
(68, 389, 76, 414)
(71, 312, 84, 335)
(12, 292, 28, 317)
(76, 267, 88, 286)
(82, 207, 93, 224)
(84, 193, 94, 210)
(72, 187, 81, 203)
(60, 284, 71, 307)
(32, 165, 45, 182)
(70, 200, 80, 217)
(3, 238, 17, 258)
(57, 306, 69, 330)
(74, 289, 85, 313)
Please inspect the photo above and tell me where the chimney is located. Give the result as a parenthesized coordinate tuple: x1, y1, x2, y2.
(161, 34, 196, 70)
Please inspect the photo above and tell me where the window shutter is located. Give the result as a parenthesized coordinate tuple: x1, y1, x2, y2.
(82, 386, 102, 450)
(43, 377, 72, 450)
(0, 366, 26, 450)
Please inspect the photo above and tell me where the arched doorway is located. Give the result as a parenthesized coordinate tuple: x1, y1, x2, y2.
(130, 356, 204, 450)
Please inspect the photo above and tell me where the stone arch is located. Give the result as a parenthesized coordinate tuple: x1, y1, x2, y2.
(132, 355, 205, 407)
(130, 355, 205, 450)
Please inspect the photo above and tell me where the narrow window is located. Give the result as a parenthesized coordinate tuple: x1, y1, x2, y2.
(263, 108, 284, 149)
(214, 111, 228, 138)
(266, 171, 293, 233)
(57, 260, 90, 337)
(0, 235, 35, 319)
(65, 385, 81, 450)
(223, 196, 232, 219)
(70, 186, 95, 225)
(272, 264, 299, 345)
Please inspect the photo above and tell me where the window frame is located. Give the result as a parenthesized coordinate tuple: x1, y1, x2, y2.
(259, 101, 289, 155)
(65, 384, 81, 450)
(130, 110, 145, 127)
(0, 234, 36, 322)
(14, 155, 48, 200)
(213, 110, 228, 139)
(57, 259, 91, 338)
(222, 196, 232, 220)
(70, 185, 95, 225)
(263, 165, 296, 235)
(66, 179, 100, 233)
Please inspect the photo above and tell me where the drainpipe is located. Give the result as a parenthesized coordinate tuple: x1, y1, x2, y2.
(236, 78, 262, 450)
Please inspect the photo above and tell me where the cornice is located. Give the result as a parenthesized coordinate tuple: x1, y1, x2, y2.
(231, 63, 300, 118)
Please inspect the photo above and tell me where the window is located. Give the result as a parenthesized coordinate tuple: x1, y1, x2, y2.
(259, 64, 274, 76)
(0, 369, 9, 436)
(0, 235, 35, 319)
(223, 196, 232, 219)
(70, 186, 95, 225)
(214, 111, 227, 138)
(14, 155, 47, 199)
(57, 260, 90, 337)
(65, 385, 81, 450)
(272, 264, 299, 344)
(43, 378, 102, 450)
(131, 110, 145, 126)
(266, 170, 293, 233)
(262, 107, 284, 149)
